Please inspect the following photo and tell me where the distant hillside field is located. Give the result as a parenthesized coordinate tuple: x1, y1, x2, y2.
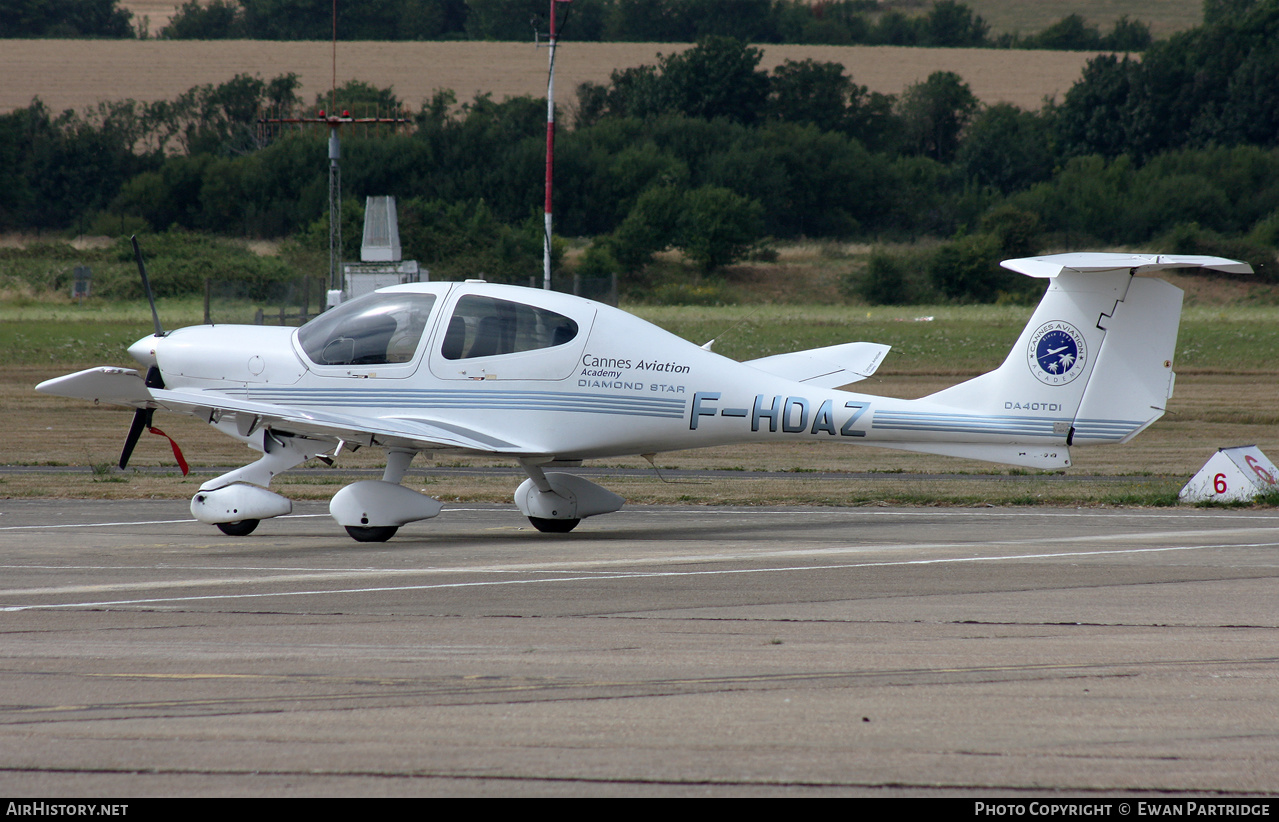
(0, 39, 1101, 115)
(116, 0, 1206, 40)
(961, 0, 1202, 37)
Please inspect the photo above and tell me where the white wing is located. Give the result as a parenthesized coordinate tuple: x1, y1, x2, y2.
(744, 342, 891, 389)
(35, 367, 150, 407)
(37, 366, 529, 455)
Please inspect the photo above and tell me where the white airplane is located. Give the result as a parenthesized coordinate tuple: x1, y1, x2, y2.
(37, 250, 1249, 542)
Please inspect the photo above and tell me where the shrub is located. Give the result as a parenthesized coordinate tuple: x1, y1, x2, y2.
(927, 233, 1034, 302)
(845, 250, 912, 305)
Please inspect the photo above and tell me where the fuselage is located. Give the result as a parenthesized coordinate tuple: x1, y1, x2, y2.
(135, 281, 1072, 463)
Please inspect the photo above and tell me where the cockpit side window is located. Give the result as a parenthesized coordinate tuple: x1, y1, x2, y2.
(298, 293, 437, 366)
(441, 295, 579, 360)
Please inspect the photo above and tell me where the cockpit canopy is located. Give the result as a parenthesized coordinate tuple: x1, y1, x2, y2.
(298, 292, 437, 366)
(295, 287, 584, 371)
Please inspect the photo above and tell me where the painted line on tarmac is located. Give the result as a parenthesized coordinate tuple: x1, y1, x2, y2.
(0, 514, 330, 530)
(4, 539, 1277, 612)
(4, 507, 1276, 532)
(616, 508, 1279, 522)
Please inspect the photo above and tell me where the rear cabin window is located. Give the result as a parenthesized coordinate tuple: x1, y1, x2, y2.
(298, 293, 437, 366)
(441, 295, 579, 360)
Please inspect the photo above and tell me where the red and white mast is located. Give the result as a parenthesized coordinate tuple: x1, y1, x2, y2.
(543, 0, 570, 290)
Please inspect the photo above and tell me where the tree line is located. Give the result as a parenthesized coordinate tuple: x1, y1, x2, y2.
(3, 0, 1152, 51)
(4, 1, 1279, 301)
(160, 0, 1152, 50)
(1, 0, 133, 37)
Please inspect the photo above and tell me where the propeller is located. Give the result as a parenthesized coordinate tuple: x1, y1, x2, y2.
(120, 411, 149, 470)
(131, 234, 165, 338)
(119, 366, 163, 470)
(117, 237, 187, 475)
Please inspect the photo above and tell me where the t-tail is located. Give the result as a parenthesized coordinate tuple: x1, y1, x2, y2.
(905, 253, 1250, 468)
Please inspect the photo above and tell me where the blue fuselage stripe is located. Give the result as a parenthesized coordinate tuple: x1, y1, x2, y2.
(239, 389, 689, 420)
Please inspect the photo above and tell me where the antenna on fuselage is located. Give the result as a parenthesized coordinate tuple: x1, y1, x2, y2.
(641, 453, 708, 485)
(700, 305, 763, 353)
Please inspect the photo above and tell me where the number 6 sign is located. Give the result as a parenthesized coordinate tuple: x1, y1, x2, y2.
(1179, 446, 1279, 503)
(1245, 455, 1275, 485)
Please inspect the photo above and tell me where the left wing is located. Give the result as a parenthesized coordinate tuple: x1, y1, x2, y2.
(35, 367, 150, 408)
(150, 388, 528, 454)
(37, 366, 531, 455)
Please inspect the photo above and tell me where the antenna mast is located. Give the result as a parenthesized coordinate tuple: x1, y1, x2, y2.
(258, 2, 409, 303)
(329, 0, 341, 296)
(541, 0, 571, 291)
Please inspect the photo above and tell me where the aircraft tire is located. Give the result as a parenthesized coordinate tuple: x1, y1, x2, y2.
(216, 519, 260, 537)
(345, 525, 399, 543)
(528, 517, 580, 533)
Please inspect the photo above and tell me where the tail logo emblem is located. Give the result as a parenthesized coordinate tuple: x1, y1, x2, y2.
(1027, 322, 1087, 385)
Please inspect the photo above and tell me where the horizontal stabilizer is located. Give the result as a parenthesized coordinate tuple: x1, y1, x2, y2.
(745, 342, 890, 388)
(1002, 253, 1253, 279)
(35, 367, 150, 407)
(874, 441, 1071, 470)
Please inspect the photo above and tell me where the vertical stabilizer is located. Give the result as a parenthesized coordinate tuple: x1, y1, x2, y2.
(924, 265, 1133, 434)
(924, 253, 1244, 447)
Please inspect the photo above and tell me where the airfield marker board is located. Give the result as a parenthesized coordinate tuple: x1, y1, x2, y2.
(1178, 445, 1279, 503)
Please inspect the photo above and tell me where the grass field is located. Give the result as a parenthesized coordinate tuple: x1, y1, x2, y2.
(7, 365, 1274, 505)
(1, 1, 1201, 116)
(115, 0, 1207, 40)
(5, 294, 1277, 506)
(3, 0, 1259, 507)
(6, 1, 1209, 120)
(0, 39, 1102, 116)
(961, 0, 1203, 37)
(4, 296, 1276, 371)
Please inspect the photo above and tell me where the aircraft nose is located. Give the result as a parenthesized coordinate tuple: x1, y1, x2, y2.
(127, 335, 160, 367)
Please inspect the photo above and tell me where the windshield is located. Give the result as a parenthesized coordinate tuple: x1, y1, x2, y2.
(298, 292, 437, 366)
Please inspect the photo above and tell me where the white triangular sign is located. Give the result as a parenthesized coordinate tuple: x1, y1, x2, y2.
(1179, 445, 1279, 502)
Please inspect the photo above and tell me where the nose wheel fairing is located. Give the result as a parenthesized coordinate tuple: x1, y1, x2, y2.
(192, 484, 293, 527)
(190, 434, 326, 530)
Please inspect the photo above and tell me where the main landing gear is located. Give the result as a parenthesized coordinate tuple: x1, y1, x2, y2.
(216, 519, 260, 537)
(344, 525, 399, 543)
(514, 460, 621, 534)
(527, 516, 580, 533)
(328, 449, 442, 542)
(195, 440, 626, 541)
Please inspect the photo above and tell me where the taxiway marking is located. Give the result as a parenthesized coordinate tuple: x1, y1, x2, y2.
(3, 537, 1276, 612)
